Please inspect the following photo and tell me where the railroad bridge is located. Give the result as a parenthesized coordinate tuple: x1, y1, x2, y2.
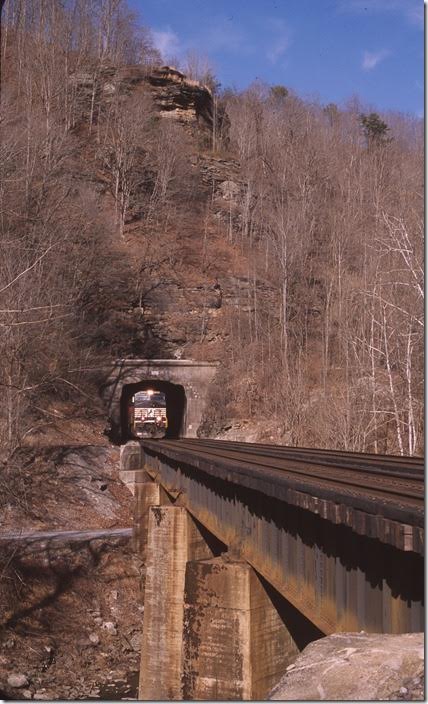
(121, 439, 424, 701)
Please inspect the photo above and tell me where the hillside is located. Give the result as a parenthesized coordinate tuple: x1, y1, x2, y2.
(0, 0, 423, 521)
(1, 3, 424, 459)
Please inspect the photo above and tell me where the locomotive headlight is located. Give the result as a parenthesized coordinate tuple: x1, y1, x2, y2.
(146, 389, 154, 396)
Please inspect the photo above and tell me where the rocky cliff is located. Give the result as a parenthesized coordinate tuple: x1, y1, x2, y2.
(146, 66, 213, 126)
(71, 63, 213, 130)
(68, 61, 274, 366)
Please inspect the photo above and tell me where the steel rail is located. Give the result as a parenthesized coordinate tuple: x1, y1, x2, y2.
(190, 438, 423, 462)
(141, 439, 424, 527)
(185, 438, 424, 463)
(162, 441, 422, 503)
(179, 439, 424, 477)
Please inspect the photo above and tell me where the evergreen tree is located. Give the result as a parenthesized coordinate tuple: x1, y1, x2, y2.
(270, 85, 289, 102)
(359, 112, 391, 147)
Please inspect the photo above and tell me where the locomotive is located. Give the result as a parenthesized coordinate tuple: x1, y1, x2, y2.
(130, 389, 167, 439)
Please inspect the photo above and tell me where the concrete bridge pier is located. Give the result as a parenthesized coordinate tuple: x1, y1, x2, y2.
(132, 482, 161, 557)
(138, 506, 215, 700)
(120, 441, 143, 471)
(182, 557, 300, 700)
(119, 441, 149, 495)
(135, 488, 298, 700)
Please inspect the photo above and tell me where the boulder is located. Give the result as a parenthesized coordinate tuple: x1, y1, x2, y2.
(33, 690, 56, 700)
(7, 673, 29, 688)
(102, 621, 117, 635)
(218, 180, 241, 201)
(269, 632, 424, 701)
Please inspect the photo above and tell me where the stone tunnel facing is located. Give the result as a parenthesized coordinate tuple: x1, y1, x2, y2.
(120, 380, 186, 441)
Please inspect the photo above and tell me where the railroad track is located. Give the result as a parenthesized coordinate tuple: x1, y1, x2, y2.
(140, 439, 424, 529)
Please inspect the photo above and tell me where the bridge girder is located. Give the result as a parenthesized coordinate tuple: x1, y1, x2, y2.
(140, 444, 424, 635)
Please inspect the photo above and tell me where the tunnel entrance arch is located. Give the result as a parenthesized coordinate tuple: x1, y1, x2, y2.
(102, 359, 218, 443)
(120, 380, 186, 441)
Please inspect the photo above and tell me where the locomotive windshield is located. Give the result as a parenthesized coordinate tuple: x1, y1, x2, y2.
(134, 391, 166, 408)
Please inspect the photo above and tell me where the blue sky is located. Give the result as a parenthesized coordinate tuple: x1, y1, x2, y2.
(129, 0, 424, 116)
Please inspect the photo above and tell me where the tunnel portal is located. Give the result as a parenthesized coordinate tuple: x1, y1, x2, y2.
(102, 359, 218, 443)
(120, 380, 186, 441)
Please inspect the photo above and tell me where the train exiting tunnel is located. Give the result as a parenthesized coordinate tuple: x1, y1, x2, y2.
(102, 359, 218, 442)
(120, 380, 186, 441)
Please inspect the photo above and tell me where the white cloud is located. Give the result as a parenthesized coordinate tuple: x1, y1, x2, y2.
(264, 18, 291, 64)
(362, 49, 390, 70)
(195, 18, 248, 55)
(267, 35, 290, 64)
(406, 3, 424, 28)
(151, 28, 181, 60)
(153, 17, 248, 66)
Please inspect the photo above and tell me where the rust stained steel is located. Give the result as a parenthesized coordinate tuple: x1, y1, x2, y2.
(139, 439, 424, 635)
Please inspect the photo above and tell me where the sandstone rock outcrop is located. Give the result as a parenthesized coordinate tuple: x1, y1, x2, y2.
(70, 64, 213, 129)
(268, 632, 424, 701)
(146, 66, 212, 126)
